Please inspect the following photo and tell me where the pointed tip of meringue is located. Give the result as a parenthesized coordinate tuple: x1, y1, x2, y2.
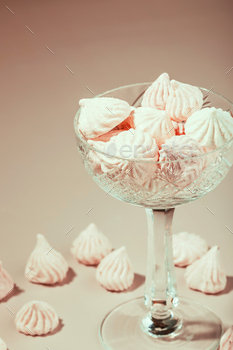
(79, 98, 89, 107)
(118, 246, 126, 253)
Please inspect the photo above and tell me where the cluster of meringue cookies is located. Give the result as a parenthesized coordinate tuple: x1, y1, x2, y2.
(76, 73, 233, 190)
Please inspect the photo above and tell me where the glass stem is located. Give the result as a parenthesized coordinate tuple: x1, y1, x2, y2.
(144, 208, 178, 321)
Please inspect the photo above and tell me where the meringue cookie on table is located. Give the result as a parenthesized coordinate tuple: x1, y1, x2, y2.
(25, 234, 69, 285)
(132, 107, 175, 148)
(0, 338, 7, 350)
(166, 80, 203, 122)
(77, 97, 131, 139)
(184, 246, 227, 294)
(185, 107, 233, 151)
(219, 326, 233, 350)
(173, 232, 208, 267)
(0, 261, 14, 300)
(96, 246, 134, 291)
(71, 223, 112, 265)
(15, 301, 59, 336)
(141, 73, 171, 110)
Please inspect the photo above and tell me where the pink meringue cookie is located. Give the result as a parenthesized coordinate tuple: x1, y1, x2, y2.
(185, 107, 233, 151)
(77, 97, 131, 139)
(15, 301, 59, 336)
(25, 234, 69, 285)
(159, 135, 206, 189)
(166, 80, 203, 122)
(0, 262, 14, 300)
(220, 326, 233, 350)
(96, 246, 134, 291)
(0, 339, 7, 350)
(141, 73, 171, 110)
(132, 107, 175, 148)
(172, 121, 186, 136)
(184, 246, 227, 294)
(71, 223, 112, 265)
(173, 232, 208, 267)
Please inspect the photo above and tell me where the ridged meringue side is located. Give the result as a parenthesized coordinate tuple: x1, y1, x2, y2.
(77, 97, 131, 139)
(0, 338, 7, 350)
(220, 326, 233, 350)
(96, 247, 134, 291)
(25, 234, 69, 285)
(15, 301, 59, 336)
(71, 223, 112, 265)
(173, 232, 208, 267)
(132, 107, 175, 148)
(185, 107, 233, 151)
(0, 262, 14, 300)
(166, 80, 203, 122)
(185, 246, 227, 294)
(141, 73, 171, 110)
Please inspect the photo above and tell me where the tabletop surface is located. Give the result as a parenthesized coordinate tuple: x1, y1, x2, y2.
(0, 0, 233, 349)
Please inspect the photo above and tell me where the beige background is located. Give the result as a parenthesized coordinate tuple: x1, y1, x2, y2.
(0, 0, 233, 349)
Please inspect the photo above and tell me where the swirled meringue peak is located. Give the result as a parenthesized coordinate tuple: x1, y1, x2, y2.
(166, 80, 203, 122)
(159, 135, 206, 189)
(0, 261, 14, 300)
(96, 247, 134, 291)
(173, 232, 208, 267)
(220, 326, 233, 350)
(132, 107, 175, 148)
(71, 223, 112, 265)
(77, 97, 131, 139)
(25, 234, 69, 285)
(184, 246, 227, 294)
(185, 107, 233, 151)
(0, 339, 7, 350)
(141, 73, 171, 110)
(15, 301, 59, 336)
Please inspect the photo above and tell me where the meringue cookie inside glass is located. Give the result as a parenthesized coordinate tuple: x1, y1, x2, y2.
(219, 326, 233, 350)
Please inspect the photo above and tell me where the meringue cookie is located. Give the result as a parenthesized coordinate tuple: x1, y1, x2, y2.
(0, 338, 7, 350)
(132, 107, 175, 148)
(220, 326, 233, 350)
(185, 107, 233, 151)
(15, 301, 59, 336)
(90, 128, 122, 142)
(172, 121, 186, 136)
(96, 246, 134, 291)
(159, 135, 206, 188)
(77, 97, 131, 139)
(25, 234, 69, 285)
(71, 223, 112, 265)
(173, 232, 208, 267)
(185, 246, 227, 294)
(141, 73, 171, 110)
(0, 261, 14, 300)
(166, 80, 203, 122)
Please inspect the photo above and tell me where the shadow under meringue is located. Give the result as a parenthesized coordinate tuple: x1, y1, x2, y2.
(45, 267, 77, 288)
(0, 284, 24, 303)
(42, 319, 64, 337)
(126, 273, 145, 292)
(217, 276, 233, 296)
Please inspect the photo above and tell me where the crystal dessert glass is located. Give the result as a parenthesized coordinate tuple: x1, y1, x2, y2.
(74, 83, 233, 350)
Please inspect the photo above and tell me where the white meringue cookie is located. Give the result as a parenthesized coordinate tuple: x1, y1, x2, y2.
(96, 247, 134, 291)
(173, 232, 208, 267)
(132, 107, 175, 148)
(185, 246, 227, 294)
(185, 107, 233, 151)
(0, 338, 7, 350)
(77, 97, 131, 139)
(15, 301, 59, 336)
(0, 261, 14, 300)
(220, 326, 233, 350)
(25, 234, 69, 285)
(166, 80, 203, 122)
(141, 73, 171, 110)
(71, 223, 112, 265)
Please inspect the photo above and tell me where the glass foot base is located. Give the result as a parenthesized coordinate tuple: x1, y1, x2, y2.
(99, 297, 222, 350)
